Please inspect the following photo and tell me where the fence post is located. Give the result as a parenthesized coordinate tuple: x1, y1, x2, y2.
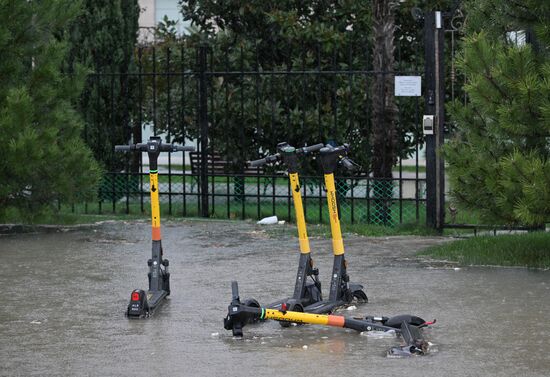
(198, 44, 209, 217)
(424, 11, 445, 231)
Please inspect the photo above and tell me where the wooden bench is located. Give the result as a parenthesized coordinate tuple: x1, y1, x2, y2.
(189, 152, 265, 175)
(189, 152, 272, 194)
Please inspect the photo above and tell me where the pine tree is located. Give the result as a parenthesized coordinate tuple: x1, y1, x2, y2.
(0, 0, 101, 220)
(67, 0, 140, 172)
(445, 0, 550, 225)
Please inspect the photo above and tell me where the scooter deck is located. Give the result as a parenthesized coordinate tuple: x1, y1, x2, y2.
(303, 281, 365, 314)
(127, 288, 169, 318)
(267, 297, 314, 310)
(147, 289, 169, 310)
(303, 299, 343, 314)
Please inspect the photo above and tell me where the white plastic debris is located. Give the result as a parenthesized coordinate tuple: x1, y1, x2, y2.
(302, 345, 308, 350)
(346, 305, 357, 311)
(257, 216, 278, 225)
(211, 332, 219, 337)
(360, 329, 396, 338)
(454, 267, 461, 271)
(277, 220, 285, 225)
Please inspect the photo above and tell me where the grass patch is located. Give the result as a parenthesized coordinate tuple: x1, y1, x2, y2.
(418, 232, 550, 268)
(0, 206, 146, 225)
(394, 165, 426, 173)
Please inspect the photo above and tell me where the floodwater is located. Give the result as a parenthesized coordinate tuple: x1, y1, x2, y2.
(1, 220, 549, 377)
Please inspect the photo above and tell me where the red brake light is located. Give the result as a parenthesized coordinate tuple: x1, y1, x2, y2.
(131, 292, 140, 301)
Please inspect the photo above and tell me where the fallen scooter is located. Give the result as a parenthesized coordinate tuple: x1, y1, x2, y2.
(225, 282, 434, 357)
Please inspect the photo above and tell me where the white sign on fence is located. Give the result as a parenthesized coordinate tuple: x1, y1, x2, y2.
(395, 76, 421, 96)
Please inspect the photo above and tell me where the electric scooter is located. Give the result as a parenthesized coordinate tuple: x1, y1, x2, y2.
(225, 282, 434, 357)
(302, 143, 367, 314)
(247, 142, 324, 315)
(115, 136, 195, 318)
(241, 142, 367, 325)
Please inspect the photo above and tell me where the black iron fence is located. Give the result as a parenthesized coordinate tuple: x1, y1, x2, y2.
(86, 172, 426, 226)
(73, 40, 427, 226)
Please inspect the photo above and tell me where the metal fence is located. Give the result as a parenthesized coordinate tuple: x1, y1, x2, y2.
(73, 39, 427, 226)
(85, 172, 426, 226)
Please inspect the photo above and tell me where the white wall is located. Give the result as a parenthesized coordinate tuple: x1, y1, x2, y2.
(155, 0, 188, 35)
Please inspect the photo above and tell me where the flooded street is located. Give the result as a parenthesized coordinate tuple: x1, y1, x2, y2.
(1, 220, 549, 376)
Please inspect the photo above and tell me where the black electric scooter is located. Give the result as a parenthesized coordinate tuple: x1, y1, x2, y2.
(225, 282, 435, 357)
(115, 136, 195, 318)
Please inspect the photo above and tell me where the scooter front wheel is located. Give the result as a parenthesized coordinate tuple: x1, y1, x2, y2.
(242, 298, 261, 323)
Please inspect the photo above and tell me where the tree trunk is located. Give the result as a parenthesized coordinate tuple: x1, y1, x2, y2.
(371, 0, 398, 225)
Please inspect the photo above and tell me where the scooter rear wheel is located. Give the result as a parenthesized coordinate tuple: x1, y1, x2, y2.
(353, 290, 368, 303)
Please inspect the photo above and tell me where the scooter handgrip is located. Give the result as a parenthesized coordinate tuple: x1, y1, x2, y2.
(300, 143, 324, 154)
(231, 281, 240, 302)
(248, 153, 280, 167)
(173, 145, 196, 152)
(340, 157, 357, 171)
(248, 158, 267, 167)
(114, 145, 133, 152)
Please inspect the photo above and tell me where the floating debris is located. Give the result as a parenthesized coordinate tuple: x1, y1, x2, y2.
(360, 330, 396, 338)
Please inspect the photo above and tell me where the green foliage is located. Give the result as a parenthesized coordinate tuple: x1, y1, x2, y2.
(67, 0, 140, 172)
(464, 0, 550, 50)
(158, 1, 373, 172)
(446, 0, 550, 226)
(0, 0, 101, 221)
(133, 1, 428, 174)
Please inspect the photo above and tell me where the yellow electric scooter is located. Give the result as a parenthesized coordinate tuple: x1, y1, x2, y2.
(115, 136, 195, 318)
(248, 142, 324, 313)
(225, 281, 434, 357)
(243, 143, 367, 321)
(303, 143, 368, 313)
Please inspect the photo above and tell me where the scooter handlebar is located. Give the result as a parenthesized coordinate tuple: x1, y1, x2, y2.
(114, 145, 134, 152)
(340, 157, 357, 171)
(248, 158, 267, 167)
(115, 143, 148, 152)
(115, 143, 194, 153)
(172, 145, 195, 152)
(298, 143, 324, 154)
(247, 154, 280, 167)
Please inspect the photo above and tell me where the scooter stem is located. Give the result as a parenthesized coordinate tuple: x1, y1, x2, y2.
(288, 172, 310, 254)
(324, 173, 344, 256)
(149, 169, 161, 241)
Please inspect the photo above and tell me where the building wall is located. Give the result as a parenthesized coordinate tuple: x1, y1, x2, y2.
(138, 0, 188, 43)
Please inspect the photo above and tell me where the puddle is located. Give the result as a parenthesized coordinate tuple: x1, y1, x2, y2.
(0, 220, 548, 376)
